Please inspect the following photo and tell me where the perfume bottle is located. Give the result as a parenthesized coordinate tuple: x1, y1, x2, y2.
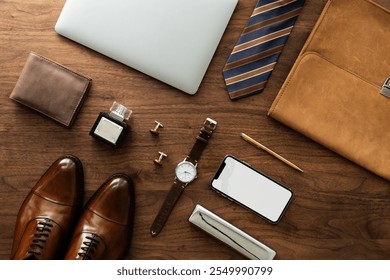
(90, 101, 132, 148)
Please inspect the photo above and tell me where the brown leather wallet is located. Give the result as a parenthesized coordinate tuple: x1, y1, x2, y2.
(268, 0, 390, 180)
(10, 52, 92, 127)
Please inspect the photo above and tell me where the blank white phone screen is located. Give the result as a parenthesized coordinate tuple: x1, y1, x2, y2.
(211, 156, 292, 223)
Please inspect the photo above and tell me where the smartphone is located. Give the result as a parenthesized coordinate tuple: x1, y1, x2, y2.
(210, 155, 293, 224)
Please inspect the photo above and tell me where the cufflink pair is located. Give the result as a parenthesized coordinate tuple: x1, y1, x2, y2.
(150, 120, 168, 166)
(90, 106, 168, 166)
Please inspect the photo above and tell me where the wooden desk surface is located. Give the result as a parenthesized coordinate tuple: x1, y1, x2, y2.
(1, 0, 389, 260)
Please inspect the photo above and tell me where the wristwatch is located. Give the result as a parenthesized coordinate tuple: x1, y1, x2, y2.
(150, 117, 217, 236)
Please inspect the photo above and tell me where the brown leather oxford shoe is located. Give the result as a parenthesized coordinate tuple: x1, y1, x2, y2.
(64, 174, 135, 260)
(10, 155, 84, 260)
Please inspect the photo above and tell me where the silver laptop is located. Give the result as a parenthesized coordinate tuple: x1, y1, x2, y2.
(55, 0, 237, 95)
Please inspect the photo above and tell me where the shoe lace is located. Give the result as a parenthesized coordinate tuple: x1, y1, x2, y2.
(28, 218, 54, 258)
(77, 233, 100, 260)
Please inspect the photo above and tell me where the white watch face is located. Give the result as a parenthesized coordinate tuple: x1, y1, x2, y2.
(175, 161, 197, 183)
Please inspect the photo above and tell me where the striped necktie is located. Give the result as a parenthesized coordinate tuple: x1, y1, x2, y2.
(223, 0, 305, 100)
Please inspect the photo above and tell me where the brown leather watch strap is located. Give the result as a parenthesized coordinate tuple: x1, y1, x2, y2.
(187, 118, 217, 163)
(150, 118, 217, 237)
(150, 181, 185, 236)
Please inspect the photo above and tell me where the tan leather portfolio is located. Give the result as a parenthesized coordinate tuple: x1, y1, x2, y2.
(268, 0, 390, 180)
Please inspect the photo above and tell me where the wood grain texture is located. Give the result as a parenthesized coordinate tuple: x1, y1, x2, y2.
(0, 0, 389, 260)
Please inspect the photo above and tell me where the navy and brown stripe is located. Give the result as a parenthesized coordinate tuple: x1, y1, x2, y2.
(223, 0, 305, 100)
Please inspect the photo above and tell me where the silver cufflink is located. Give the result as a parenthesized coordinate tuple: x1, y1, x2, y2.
(381, 77, 390, 98)
(153, 152, 167, 166)
(150, 120, 164, 135)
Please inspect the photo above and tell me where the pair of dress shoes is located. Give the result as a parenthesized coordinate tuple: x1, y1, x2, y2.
(9, 155, 135, 260)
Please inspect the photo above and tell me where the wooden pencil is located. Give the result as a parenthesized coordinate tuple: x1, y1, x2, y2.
(241, 132, 304, 173)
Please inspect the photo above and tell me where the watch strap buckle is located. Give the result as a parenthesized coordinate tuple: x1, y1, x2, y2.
(205, 118, 217, 130)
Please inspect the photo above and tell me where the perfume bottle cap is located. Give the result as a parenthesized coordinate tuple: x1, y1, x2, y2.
(109, 101, 132, 122)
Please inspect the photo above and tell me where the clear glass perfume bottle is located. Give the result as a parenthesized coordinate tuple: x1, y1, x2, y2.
(90, 101, 132, 148)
